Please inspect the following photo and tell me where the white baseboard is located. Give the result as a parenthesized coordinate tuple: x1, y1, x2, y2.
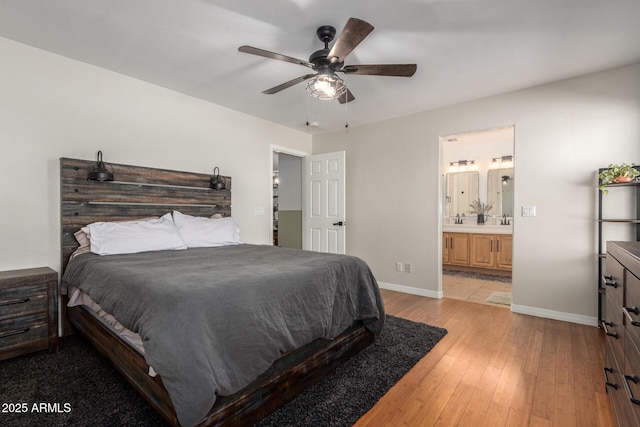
(377, 282, 598, 327)
(377, 281, 443, 299)
(510, 304, 598, 327)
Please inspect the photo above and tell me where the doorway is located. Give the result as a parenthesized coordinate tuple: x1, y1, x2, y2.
(272, 152, 303, 248)
(441, 126, 515, 308)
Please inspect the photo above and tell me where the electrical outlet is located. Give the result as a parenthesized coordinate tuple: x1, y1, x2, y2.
(396, 262, 403, 272)
(404, 263, 412, 273)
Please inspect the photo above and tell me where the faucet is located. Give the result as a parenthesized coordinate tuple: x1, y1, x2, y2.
(455, 213, 463, 224)
(501, 213, 510, 225)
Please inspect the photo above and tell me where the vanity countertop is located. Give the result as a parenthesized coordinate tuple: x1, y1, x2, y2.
(443, 223, 513, 234)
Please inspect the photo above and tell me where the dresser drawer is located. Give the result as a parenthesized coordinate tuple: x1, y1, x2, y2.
(624, 331, 640, 425)
(0, 283, 48, 320)
(606, 255, 625, 307)
(607, 339, 638, 426)
(605, 295, 626, 367)
(625, 272, 640, 350)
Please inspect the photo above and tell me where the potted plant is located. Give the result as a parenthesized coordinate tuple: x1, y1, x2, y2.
(599, 163, 640, 194)
(470, 199, 492, 224)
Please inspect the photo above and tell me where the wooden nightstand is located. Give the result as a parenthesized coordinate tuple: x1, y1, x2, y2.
(0, 267, 59, 360)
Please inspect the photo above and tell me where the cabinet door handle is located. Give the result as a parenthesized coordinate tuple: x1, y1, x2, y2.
(604, 367, 618, 389)
(602, 321, 619, 338)
(450, 238, 453, 249)
(496, 240, 500, 252)
(490, 240, 493, 252)
(602, 276, 618, 288)
(0, 327, 30, 339)
(623, 306, 640, 327)
(624, 374, 640, 405)
(0, 297, 30, 307)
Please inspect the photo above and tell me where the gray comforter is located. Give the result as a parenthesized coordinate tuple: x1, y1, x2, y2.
(62, 244, 384, 427)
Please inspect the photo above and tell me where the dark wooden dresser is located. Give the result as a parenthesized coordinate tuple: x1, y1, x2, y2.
(0, 267, 58, 360)
(604, 241, 640, 426)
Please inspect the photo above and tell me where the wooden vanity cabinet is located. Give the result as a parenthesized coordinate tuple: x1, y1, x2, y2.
(470, 234, 512, 270)
(442, 232, 470, 266)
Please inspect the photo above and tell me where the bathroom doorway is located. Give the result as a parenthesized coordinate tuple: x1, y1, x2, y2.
(441, 126, 514, 308)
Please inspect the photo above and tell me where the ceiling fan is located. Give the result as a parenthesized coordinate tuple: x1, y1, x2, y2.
(238, 17, 417, 104)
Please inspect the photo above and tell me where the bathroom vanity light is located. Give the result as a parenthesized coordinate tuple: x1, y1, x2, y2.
(490, 155, 514, 169)
(448, 160, 478, 172)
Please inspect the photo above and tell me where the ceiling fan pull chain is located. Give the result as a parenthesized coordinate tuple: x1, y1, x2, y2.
(306, 90, 310, 126)
(345, 83, 349, 128)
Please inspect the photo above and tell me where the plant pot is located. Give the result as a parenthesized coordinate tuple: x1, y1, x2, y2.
(477, 214, 485, 224)
(614, 176, 632, 183)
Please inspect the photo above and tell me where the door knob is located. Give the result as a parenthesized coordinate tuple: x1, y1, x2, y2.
(332, 221, 345, 226)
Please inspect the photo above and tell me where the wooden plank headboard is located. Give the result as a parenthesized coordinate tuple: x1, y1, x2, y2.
(60, 157, 231, 274)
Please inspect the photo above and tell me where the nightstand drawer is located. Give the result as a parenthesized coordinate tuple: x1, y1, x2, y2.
(0, 313, 48, 356)
(0, 283, 48, 319)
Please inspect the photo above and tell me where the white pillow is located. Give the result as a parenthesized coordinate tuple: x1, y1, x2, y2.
(172, 210, 240, 248)
(89, 213, 187, 256)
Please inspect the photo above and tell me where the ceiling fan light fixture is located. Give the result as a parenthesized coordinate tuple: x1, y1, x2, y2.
(306, 74, 347, 101)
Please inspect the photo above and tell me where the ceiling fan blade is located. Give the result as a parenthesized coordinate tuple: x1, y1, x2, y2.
(262, 74, 316, 94)
(342, 64, 417, 77)
(337, 89, 355, 104)
(328, 18, 374, 64)
(238, 45, 314, 68)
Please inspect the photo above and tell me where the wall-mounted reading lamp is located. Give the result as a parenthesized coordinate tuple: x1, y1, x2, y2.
(89, 150, 114, 181)
(210, 167, 226, 190)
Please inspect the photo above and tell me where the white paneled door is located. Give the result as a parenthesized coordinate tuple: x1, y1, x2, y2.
(303, 151, 346, 254)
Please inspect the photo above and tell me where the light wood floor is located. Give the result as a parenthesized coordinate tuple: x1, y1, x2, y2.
(355, 289, 616, 427)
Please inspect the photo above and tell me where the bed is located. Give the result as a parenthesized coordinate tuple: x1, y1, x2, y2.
(59, 157, 384, 427)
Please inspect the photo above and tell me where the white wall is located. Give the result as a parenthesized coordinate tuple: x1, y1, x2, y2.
(313, 63, 640, 325)
(0, 37, 311, 274)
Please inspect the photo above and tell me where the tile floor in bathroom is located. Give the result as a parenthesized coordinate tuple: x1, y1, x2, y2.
(442, 272, 512, 308)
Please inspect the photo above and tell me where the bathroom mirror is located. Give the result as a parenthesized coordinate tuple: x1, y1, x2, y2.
(487, 168, 514, 217)
(445, 171, 479, 217)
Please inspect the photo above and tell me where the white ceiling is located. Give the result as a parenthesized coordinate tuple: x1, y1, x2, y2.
(1, 0, 639, 134)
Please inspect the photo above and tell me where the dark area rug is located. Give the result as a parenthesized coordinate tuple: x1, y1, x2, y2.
(0, 315, 447, 427)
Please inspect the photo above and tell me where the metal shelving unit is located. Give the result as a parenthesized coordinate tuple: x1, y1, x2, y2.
(597, 165, 640, 322)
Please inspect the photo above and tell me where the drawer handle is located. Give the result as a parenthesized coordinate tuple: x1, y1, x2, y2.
(624, 374, 640, 405)
(604, 367, 618, 389)
(624, 306, 640, 327)
(602, 276, 618, 288)
(0, 297, 30, 307)
(0, 327, 30, 339)
(602, 321, 619, 338)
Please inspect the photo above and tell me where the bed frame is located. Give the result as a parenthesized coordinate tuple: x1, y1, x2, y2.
(60, 157, 374, 426)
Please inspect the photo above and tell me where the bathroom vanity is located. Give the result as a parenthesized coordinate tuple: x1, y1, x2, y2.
(442, 223, 512, 273)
